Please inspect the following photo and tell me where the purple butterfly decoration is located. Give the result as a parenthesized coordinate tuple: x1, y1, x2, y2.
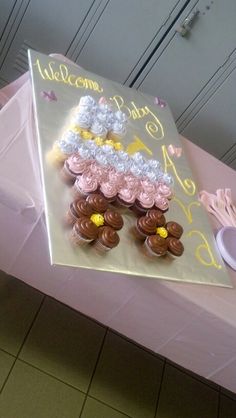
(40, 90, 57, 102)
(154, 97, 166, 108)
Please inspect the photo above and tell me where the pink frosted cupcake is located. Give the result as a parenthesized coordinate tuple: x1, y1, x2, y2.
(124, 174, 141, 193)
(73, 171, 98, 198)
(131, 191, 155, 216)
(60, 154, 91, 184)
(116, 187, 137, 208)
(141, 179, 156, 195)
(154, 194, 169, 213)
(156, 183, 173, 200)
(100, 181, 118, 203)
(89, 161, 108, 184)
(108, 168, 125, 188)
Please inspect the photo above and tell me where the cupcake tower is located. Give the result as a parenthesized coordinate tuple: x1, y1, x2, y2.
(66, 193, 124, 252)
(134, 209, 184, 258)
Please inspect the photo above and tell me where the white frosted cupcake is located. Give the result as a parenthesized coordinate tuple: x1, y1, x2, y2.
(108, 121, 126, 141)
(78, 95, 96, 109)
(90, 120, 108, 139)
(72, 111, 93, 130)
(114, 110, 127, 124)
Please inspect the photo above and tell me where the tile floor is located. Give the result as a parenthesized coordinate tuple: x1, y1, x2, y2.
(0, 270, 236, 418)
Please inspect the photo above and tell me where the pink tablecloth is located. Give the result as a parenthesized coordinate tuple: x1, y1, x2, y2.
(1, 74, 236, 392)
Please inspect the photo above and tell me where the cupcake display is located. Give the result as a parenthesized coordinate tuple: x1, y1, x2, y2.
(46, 93, 186, 262)
(58, 141, 173, 210)
(66, 194, 124, 252)
(133, 209, 184, 258)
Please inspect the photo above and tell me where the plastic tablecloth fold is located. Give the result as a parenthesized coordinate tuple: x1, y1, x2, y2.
(1, 71, 236, 392)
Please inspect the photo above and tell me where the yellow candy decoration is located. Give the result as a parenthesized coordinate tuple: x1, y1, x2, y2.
(105, 139, 114, 147)
(90, 213, 104, 227)
(68, 125, 82, 134)
(113, 142, 123, 151)
(156, 227, 168, 238)
(95, 137, 104, 146)
(81, 130, 93, 140)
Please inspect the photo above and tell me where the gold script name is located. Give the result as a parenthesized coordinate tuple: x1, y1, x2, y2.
(125, 138, 222, 269)
(110, 95, 164, 141)
(33, 59, 103, 93)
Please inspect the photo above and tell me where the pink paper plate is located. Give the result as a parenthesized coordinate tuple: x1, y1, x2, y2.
(216, 227, 236, 271)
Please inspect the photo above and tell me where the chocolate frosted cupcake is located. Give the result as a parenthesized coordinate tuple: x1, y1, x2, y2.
(94, 226, 120, 252)
(65, 199, 93, 226)
(166, 237, 184, 257)
(146, 209, 166, 227)
(166, 222, 183, 239)
(70, 217, 98, 246)
(134, 216, 157, 240)
(104, 209, 124, 230)
(144, 235, 168, 258)
(86, 193, 108, 213)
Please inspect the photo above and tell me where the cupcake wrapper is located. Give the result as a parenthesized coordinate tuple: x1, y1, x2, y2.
(93, 239, 111, 253)
(64, 210, 78, 227)
(153, 204, 169, 213)
(115, 197, 134, 208)
(99, 190, 118, 204)
(70, 229, 93, 246)
(143, 238, 162, 258)
(60, 167, 77, 185)
(133, 221, 149, 240)
(131, 201, 150, 216)
(72, 184, 95, 199)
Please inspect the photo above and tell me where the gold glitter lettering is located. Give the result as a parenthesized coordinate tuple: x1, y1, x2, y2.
(162, 145, 196, 196)
(173, 197, 200, 224)
(33, 59, 103, 92)
(187, 230, 222, 269)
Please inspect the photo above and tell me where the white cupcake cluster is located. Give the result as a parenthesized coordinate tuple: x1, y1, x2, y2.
(57, 130, 173, 186)
(72, 96, 128, 138)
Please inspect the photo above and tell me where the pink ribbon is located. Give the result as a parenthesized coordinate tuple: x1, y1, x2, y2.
(40, 90, 57, 101)
(98, 97, 107, 105)
(168, 144, 182, 158)
(199, 189, 236, 227)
